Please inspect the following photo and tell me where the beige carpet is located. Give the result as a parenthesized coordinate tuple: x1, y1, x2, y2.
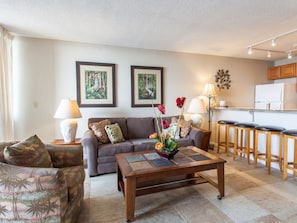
(77, 153, 297, 223)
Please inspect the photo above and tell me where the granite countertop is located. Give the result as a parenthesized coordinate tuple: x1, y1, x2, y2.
(214, 106, 297, 114)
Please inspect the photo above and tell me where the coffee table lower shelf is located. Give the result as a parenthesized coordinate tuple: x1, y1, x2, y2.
(118, 173, 219, 197)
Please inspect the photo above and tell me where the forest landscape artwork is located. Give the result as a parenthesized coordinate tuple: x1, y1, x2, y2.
(131, 66, 163, 107)
(76, 61, 115, 107)
(138, 73, 157, 100)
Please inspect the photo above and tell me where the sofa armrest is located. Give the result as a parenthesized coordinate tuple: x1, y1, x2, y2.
(46, 144, 84, 168)
(0, 162, 67, 222)
(81, 130, 100, 176)
(189, 127, 211, 151)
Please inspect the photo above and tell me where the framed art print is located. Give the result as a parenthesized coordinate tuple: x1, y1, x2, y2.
(131, 66, 163, 107)
(76, 61, 116, 107)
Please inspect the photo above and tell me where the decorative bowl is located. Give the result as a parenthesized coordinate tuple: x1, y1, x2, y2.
(155, 149, 179, 160)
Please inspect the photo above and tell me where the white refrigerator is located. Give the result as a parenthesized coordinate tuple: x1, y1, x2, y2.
(254, 83, 297, 110)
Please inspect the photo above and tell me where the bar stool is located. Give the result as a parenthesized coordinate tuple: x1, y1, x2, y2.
(254, 125, 285, 174)
(217, 120, 238, 154)
(233, 122, 258, 164)
(282, 129, 297, 180)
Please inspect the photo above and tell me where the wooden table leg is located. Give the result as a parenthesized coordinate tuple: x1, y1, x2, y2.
(117, 164, 122, 191)
(125, 177, 136, 222)
(217, 163, 225, 199)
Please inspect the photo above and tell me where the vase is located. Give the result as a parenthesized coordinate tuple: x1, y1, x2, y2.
(155, 149, 179, 160)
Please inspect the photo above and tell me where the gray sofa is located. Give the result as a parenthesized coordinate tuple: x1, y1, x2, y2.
(81, 117, 211, 177)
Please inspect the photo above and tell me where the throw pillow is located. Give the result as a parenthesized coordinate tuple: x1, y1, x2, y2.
(171, 117, 192, 138)
(4, 134, 53, 168)
(179, 119, 192, 138)
(162, 123, 180, 139)
(105, 123, 125, 144)
(89, 119, 111, 143)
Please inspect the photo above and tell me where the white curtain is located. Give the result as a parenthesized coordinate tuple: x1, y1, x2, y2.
(0, 26, 14, 140)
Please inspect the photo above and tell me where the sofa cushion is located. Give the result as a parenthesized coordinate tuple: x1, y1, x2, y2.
(105, 123, 125, 144)
(4, 135, 53, 168)
(127, 117, 155, 139)
(89, 119, 111, 143)
(175, 137, 194, 147)
(129, 138, 156, 152)
(98, 141, 133, 157)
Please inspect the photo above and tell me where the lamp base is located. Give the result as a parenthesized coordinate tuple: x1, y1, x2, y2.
(190, 114, 203, 128)
(60, 119, 78, 143)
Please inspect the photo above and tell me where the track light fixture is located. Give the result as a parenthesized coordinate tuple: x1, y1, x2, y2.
(248, 47, 252, 55)
(247, 28, 297, 59)
(271, 38, 276, 47)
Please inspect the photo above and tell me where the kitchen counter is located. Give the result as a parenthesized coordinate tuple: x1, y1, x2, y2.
(215, 106, 297, 114)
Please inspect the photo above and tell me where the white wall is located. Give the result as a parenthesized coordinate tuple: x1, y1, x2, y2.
(12, 37, 269, 141)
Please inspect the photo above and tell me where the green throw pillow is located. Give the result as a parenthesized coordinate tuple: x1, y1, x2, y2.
(105, 123, 125, 144)
(4, 135, 53, 168)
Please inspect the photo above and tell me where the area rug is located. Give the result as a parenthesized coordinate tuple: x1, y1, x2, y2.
(77, 154, 297, 223)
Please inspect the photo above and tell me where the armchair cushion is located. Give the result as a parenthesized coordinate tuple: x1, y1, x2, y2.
(3, 135, 52, 168)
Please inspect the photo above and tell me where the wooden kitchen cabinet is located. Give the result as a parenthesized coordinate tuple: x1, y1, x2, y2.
(267, 66, 280, 80)
(281, 63, 295, 78)
(267, 63, 296, 80)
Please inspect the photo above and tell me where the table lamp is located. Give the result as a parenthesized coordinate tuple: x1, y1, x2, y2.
(54, 99, 82, 143)
(187, 97, 207, 128)
(203, 83, 217, 131)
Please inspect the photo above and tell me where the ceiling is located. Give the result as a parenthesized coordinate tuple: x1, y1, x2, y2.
(1, 0, 297, 61)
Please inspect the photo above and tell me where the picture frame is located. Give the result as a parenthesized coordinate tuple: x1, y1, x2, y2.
(76, 61, 116, 107)
(131, 66, 163, 107)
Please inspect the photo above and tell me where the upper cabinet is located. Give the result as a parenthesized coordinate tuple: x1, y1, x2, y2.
(267, 66, 280, 80)
(268, 63, 296, 80)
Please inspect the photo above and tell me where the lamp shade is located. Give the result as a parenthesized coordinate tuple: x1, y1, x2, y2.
(54, 99, 82, 119)
(203, 83, 217, 97)
(187, 98, 207, 114)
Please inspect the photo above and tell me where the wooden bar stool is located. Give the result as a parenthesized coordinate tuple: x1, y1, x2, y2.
(217, 120, 238, 154)
(282, 129, 297, 180)
(254, 125, 285, 174)
(233, 122, 258, 164)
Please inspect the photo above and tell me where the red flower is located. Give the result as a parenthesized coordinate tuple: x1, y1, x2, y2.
(176, 97, 186, 108)
(162, 120, 170, 129)
(157, 104, 165, 114)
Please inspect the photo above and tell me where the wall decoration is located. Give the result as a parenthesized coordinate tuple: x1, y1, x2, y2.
(215, 69, 231, 90)
(76, 61, 116, 107)
(131, 66, 163, 107)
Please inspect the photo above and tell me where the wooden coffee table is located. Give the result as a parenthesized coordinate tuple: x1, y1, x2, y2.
(115, 146, 226, 222)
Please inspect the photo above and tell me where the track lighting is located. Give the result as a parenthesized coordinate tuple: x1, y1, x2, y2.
(271, 38, 276, 47)
(248, 47, 252, 55)
(247, 28, 297, 59)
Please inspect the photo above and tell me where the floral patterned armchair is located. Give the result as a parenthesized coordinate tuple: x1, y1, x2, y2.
(0, 140, 85, 223)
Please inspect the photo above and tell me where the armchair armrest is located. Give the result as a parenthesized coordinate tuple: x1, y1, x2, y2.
(81, 130, 100, 176)
(46, 144, 83, 168)
(189, 127, 211, 151)
(0, 162, 67, 222)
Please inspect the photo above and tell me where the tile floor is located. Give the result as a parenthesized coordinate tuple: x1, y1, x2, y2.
(77, 151, 297, 223)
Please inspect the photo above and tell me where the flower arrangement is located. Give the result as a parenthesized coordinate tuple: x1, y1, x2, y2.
(150, 97, 186, 157)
